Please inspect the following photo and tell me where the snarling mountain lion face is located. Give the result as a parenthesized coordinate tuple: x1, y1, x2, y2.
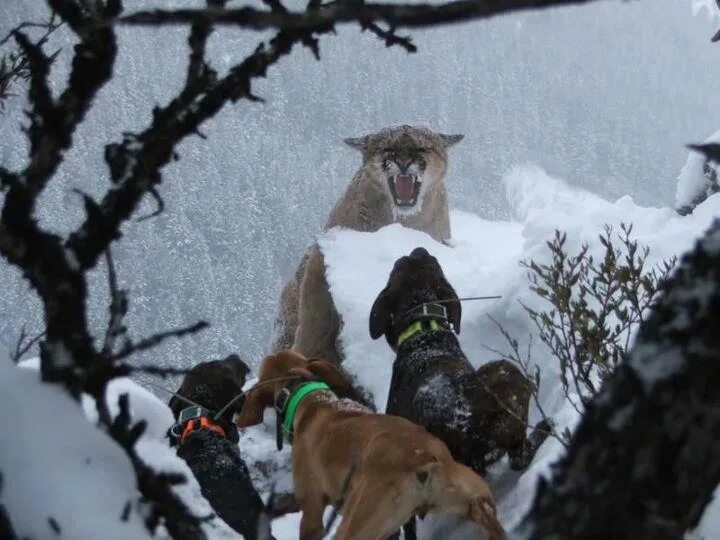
(344, 125, 463, 215)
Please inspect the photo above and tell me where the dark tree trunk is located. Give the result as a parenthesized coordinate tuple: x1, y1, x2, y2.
(523, 219, 720, 539)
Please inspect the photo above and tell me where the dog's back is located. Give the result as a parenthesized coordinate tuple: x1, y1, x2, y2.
(387, 331, 524, 472)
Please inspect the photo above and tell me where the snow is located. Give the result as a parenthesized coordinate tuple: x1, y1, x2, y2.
(676, 129, 720, 211)
(0, 355, 152, 540)
(4, 166, 720, 538)
(1, 357, 239, 539)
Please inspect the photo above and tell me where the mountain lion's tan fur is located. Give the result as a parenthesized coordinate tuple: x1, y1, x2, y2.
(270, 125, 463, 364)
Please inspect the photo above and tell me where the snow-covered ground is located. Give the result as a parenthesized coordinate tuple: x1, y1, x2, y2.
(4, 165, 720, 538)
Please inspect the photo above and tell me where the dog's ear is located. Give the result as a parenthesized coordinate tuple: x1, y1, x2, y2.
(222, 354, 250, 387)
(306, 359, 352, 391)
(168, 395, 182, 420)
(370, 286, 394, 339)
(439, 278, 462, 334)
(235, 383, 274, 428)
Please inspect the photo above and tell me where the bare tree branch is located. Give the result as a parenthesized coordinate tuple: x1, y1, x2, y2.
(109, 321, 210, 362)
(101, 249, 128, 357)
(119, 0, 607, 31)
(361, 22, 416, 52)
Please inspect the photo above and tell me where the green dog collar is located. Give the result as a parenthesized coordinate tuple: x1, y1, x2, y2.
(396, 319, 441, 348)
(281, 381, 333, 443)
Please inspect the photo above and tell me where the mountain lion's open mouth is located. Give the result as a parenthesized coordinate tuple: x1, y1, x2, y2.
(388, 174, 421, 207)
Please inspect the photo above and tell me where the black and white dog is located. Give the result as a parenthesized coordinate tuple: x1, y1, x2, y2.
(370, 248, 549, 475)
(168, 354, 272, 540)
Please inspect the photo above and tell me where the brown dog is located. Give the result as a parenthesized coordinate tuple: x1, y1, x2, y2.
(236, 350, 504, 540)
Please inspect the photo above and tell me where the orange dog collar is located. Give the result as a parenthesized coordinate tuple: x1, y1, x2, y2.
(180, 416, 227, 445)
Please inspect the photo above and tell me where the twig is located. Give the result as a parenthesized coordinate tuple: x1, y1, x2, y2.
(101, 249, 128, 356)
(485, 315, 567, 447)
(0, 13, 62, 47)
(361, 22, 416, 52)
(129, 365, 193, 377)
(11, 325, 46, 364)
(109, 321, 209, 361)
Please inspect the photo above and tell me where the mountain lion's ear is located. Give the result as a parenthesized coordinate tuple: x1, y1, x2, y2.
(344, 136, 369, 152)
(440, 134, 464, 148)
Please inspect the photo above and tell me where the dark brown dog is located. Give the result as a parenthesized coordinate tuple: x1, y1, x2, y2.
(168, 354, 271, 540)
(370, 248, 549, 474)
(237, 350, 504, 540)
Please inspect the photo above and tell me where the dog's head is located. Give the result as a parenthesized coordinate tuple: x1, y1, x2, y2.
(169, 354, 251, 425)
(235, 350, 361, 428)
(369, 247, 461, 350)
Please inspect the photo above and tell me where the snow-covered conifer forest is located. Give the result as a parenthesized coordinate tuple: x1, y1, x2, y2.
(2, 0, 720, 538)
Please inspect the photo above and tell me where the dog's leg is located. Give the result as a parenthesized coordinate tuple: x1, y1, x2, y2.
(431, 462, 505, 540)
(508, 419, 552, 471)
(334, 480, 413, 540)
(297, 495, 326, 540)
(467, 497, 504, 540)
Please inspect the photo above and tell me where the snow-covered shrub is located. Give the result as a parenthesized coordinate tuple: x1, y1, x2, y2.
(522, 224, 676, 408)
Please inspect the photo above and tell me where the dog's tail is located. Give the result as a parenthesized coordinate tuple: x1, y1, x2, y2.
(469, 496, 505, 540)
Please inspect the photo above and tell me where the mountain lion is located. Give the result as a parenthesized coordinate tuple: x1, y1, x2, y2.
(270, 125, 463, 364)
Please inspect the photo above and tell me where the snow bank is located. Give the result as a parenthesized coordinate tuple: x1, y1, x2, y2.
(2, 357, 237, 539)
(0, 356, 151, 539)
